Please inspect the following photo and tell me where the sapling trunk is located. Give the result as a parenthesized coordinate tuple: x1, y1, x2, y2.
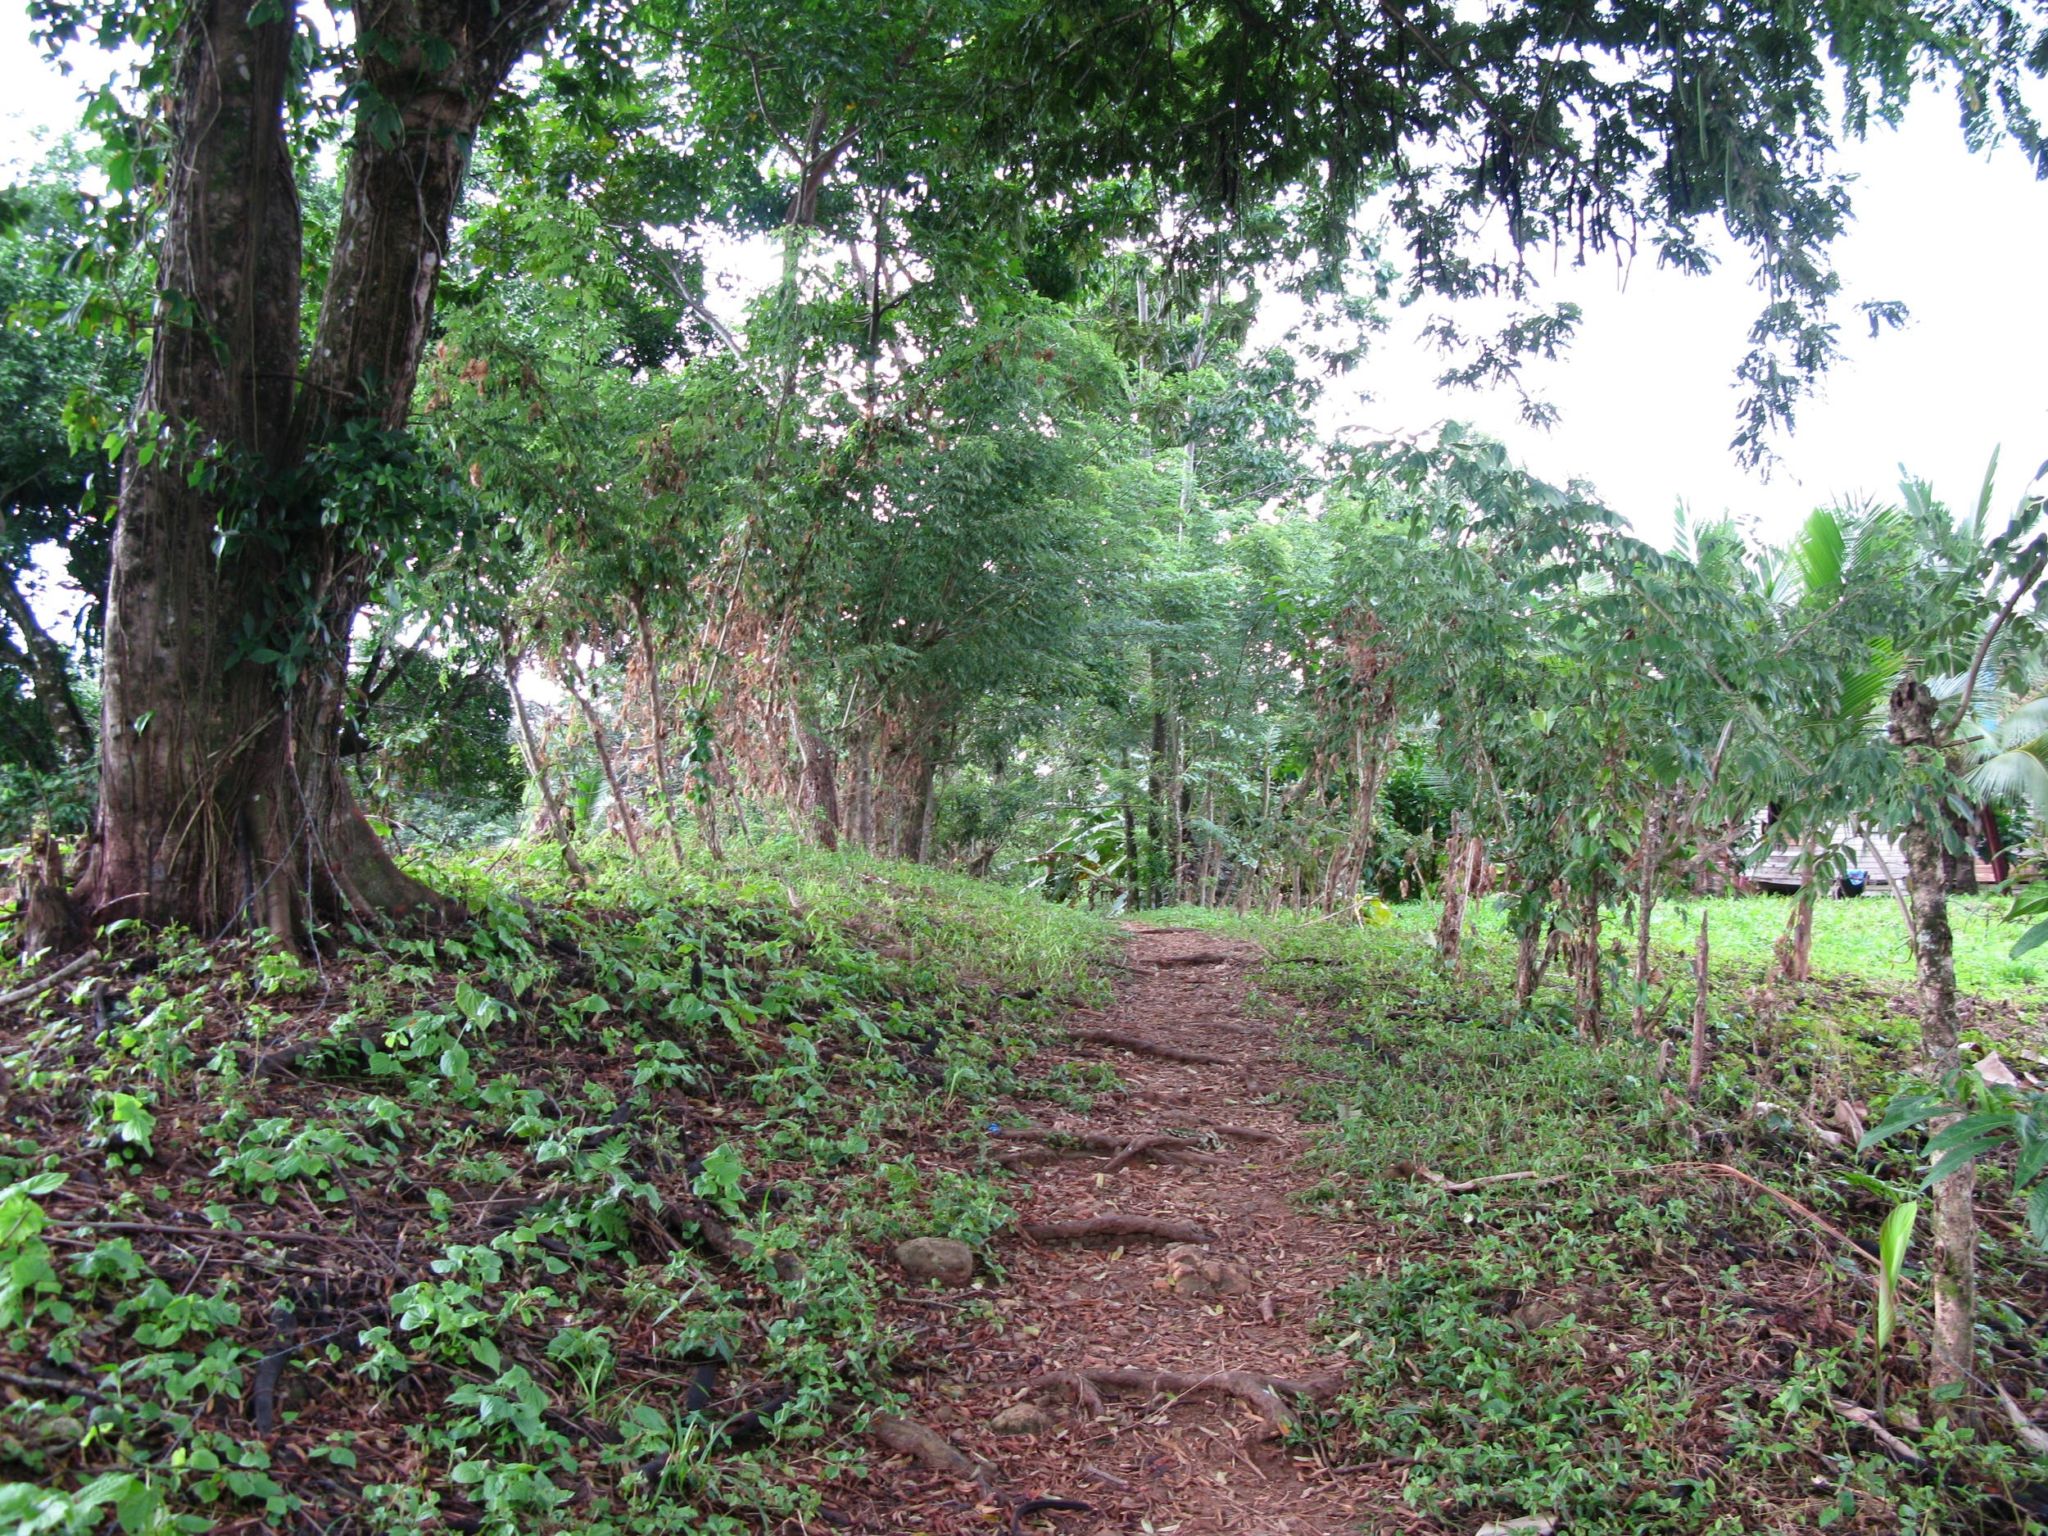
(1890, 674, 1978, 1403)
(502, 638, 585, 884)
(561, 656, 645, 862)
(1687, 913, 1711, 1099)
(1434, 826, 1470, 969)
(1633, 806, 1664, 1036)
(1574, 891, 1604, 1041)
(1513, 906, 1547, 1008)
(1772, 837, 1817, 985)
(631, 598, 688, 864)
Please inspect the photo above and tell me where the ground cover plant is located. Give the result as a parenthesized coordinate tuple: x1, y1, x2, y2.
(0, 841, 1113, 1533)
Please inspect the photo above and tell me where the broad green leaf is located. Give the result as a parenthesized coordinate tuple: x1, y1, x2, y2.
(1876, 1199, 1917, 1352)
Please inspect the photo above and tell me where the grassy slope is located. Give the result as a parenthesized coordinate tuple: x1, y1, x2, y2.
(1157, 896, 2048, 1536)
(0, 840, 1111, 1535)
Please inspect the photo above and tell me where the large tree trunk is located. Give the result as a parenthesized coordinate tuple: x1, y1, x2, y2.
(83, 0, 565, 936)
(1890, 674, 1977, 1403)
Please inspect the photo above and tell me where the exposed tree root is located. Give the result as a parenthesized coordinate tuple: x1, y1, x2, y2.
(1032, 1365, 1344, 1434)
(992, 1123, 1225, 1173)
(1146, 951, 1241, 969)
(1018, 1215, 1216, 1245)
(1069, 1028, 1234, 1065)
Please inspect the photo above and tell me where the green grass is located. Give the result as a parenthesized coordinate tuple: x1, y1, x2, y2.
(1350, 891, 2048, 999)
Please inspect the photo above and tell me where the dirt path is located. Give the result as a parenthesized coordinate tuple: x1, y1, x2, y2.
(864, 924, 1373, 1535)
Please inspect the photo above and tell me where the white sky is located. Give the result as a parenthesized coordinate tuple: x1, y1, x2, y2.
(4, 13, 2043, 550)
(1284, 107, 2048, 543)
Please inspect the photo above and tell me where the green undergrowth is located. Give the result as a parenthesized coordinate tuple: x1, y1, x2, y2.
(0, 838, 1112, 1534)
(1154, 901, 2048, 1535)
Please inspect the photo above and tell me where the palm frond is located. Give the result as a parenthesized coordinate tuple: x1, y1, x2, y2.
(1968, 742, 2048, 810)
(1789, 508, 1846, 597)
(1837, 639, 1902, 723)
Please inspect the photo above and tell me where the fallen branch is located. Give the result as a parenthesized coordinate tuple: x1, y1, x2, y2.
(1033, 1365, 1343, 1435)
(1996, 1384, 2048, 1455)
(1146, 951, 1239, 970)
(1018, 1215, 1216, 1245)
(1830, 1398, 1925, 1463)
(0, 1365, 106, 1403)
(0, 950, 97, 1007)
(1069, 1029, 1234, 1065)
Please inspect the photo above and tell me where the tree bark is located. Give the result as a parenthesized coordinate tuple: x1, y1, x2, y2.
(1890, 674, 1977, 1403)
(15, 825, 78, 959)
(1435, 822, 1472, 970)
(1770, 837, 1818, 985)
(82, 0, 565, 937)
(1573, 890, 1604, 1042)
